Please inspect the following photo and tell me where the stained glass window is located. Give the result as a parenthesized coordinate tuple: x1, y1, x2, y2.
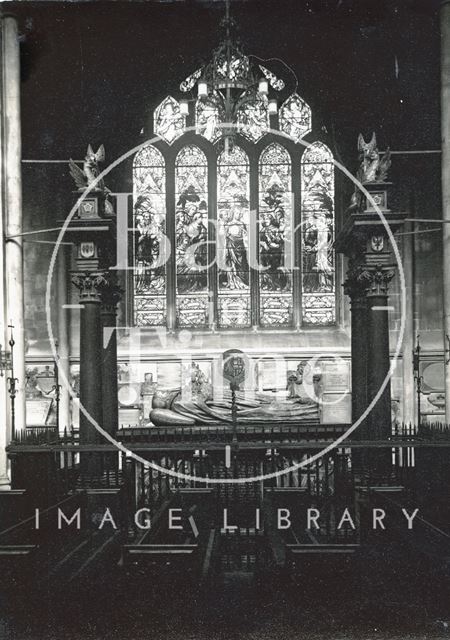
(301, 142, 335, 324)
(258, 144, 293, 326)
(180, 68, 202, 93)
(133, 144, 167, 326)
(215, 53, 250, 84)
(175, 145, 209, 327)
(279, 93, 312, 143)
(154, 96, 186, 145)
(136, 87, 337, 330)
(217, 146, 251, 328)
(196, 92, 224, 142)
(259, 65, 285, 91)
(237, 93, 269, 142)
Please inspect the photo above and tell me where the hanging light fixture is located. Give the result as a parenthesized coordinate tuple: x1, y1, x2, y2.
(179, 99, 189, 116)
(198, 80, 208, 97)
(258, 78, 269, 95)
(179, 0, 286, 148)
(268, 98, 278, 115)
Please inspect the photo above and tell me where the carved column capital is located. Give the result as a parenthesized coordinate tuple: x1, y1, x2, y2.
(71, 272, 107, 303)
(362, 264, 395, 297)
(99, 276, 123, 314)
(343, 263, 371, 301)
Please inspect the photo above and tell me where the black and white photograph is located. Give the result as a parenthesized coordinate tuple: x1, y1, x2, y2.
(0, 0, 449, 638)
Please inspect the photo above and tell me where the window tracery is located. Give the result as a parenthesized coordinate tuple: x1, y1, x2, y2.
(132, 94, 336, 329)
(301, 142, 335, 324)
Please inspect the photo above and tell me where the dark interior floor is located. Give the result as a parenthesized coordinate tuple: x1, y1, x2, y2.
(1, 549, 450, 640)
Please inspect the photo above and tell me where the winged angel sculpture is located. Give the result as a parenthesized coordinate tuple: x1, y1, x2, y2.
(69, 145, 114, 215)
(350, 133, 391, 210)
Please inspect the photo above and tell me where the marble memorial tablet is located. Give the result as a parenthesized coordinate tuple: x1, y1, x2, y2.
(26, 398, 52, 427)
(320, 392, 351, 424)
(321, 361, 350, 393)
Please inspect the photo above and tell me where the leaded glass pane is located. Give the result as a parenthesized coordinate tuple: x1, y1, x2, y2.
(279, 93, 312, 143)
(154, 96, 186, 145)
(215, 53, 250, 85)
(237, 93, 269, 142)
(258, 143, 293, 326)
(301, 142, 335, 325)
(180, 68, 202, 93)
(133, 145, 166, 326)
(196, 92, 224, 142)
(258, 65, 285, 91)
(217, 146, 251, 328)
(175, 145, 209, 328)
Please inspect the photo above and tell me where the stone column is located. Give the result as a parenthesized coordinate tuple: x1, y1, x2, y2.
(100, 280, 121, 437)
(3, 14, 26, 434)
(0, 186, 9, 486)
(365, 266, 394, 441)
(441, 0, 450, 424)
(57, 247, 71, 432)
(401, 221, 416, 427)
(344, 265, 369, 436)
(72, 273, 106, 446)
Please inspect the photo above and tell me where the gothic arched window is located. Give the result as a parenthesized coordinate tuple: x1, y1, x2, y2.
(217, 146, 251, 328)
(175, 145, 209, 327)
(301, 142, 335, 324)
(133, 144, 166, 326)
(258, 143, 293, 327)
(132, 94, 336, 330)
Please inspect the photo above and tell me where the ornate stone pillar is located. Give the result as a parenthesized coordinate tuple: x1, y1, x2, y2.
(343, 264, 369, 435)
(336, 164, 405, 451)
(441, 0, 450, 424)
(57, 247, 71, 431)
(365, 266, 395, 440)
(72, 273, 107, 446)
(100, 279, 121, 437)
(3, 14, 26, 435)
(64, 150, 117, 481)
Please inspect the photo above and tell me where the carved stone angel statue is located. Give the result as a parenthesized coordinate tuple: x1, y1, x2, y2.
(357, 132, 391, 183)
(69, 144, 106, 191)
(350, 133, 391, 210)
(69, 144, 114, 215)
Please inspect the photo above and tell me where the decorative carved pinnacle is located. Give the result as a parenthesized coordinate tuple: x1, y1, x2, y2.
(71, 272, 108, 303)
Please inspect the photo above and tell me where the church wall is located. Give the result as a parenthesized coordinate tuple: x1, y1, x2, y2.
(16, 0, 444, 427)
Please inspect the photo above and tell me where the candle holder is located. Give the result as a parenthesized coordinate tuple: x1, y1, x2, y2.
(223, 349, 246, 452)
(6, 324, 18, 435)
(413, 334, 423, 426)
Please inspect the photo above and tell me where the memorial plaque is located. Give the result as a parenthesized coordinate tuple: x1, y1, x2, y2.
(321, 361, 350, 393)
(260, 360, 287, 392)
(26, 398, 53, 427)
(320, 392, 351, 424)
(119, 408, 141, 428)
